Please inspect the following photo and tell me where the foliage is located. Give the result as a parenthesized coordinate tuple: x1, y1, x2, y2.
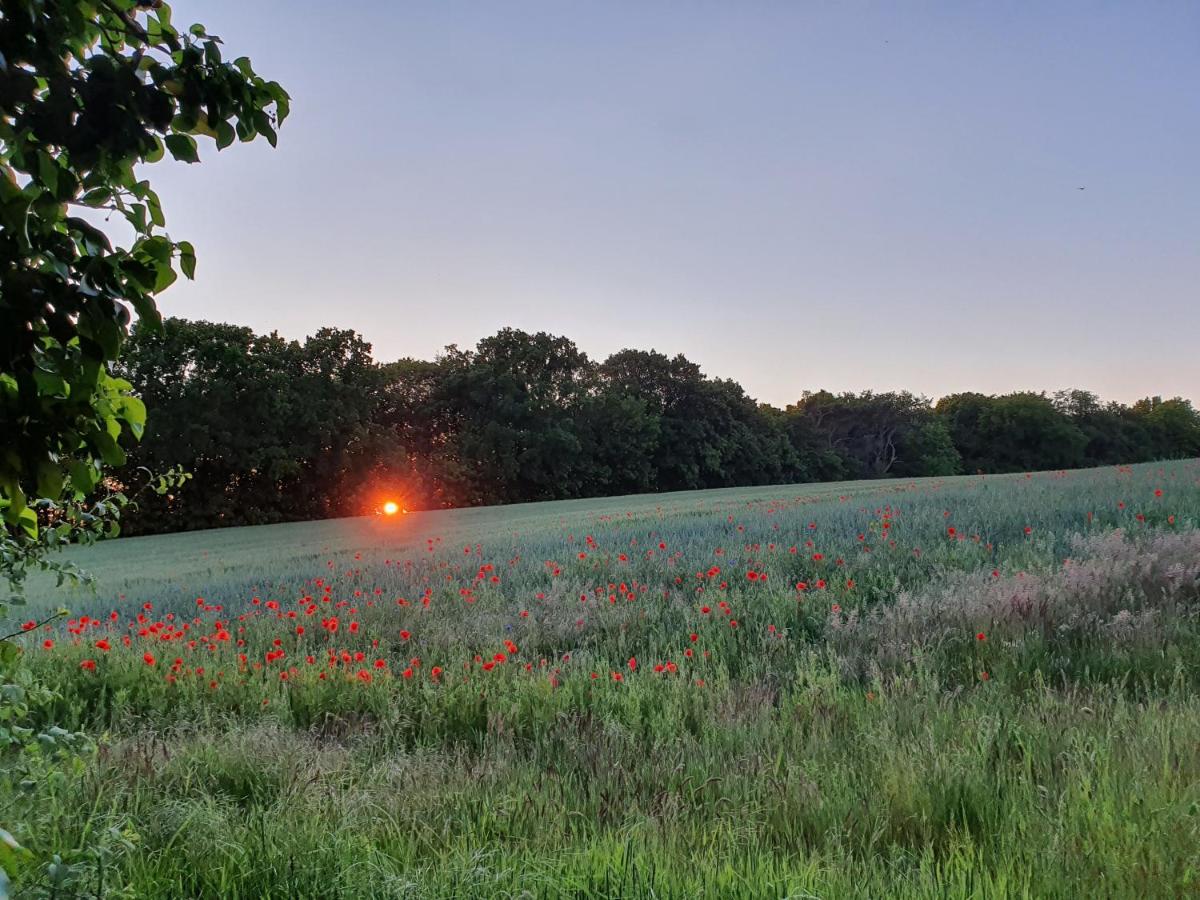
(0, 0, 287, 603)
(115, 319, 1200, 534)
(115, 321, 376, 530)
(0, 3, 284, 893)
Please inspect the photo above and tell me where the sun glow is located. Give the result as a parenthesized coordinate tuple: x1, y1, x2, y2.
(382, 501, 400, 516)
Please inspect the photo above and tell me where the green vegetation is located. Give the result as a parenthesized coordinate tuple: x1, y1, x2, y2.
(115, 317, 1200, 535)
(3, 460, 1198, 897)
(0, 0, 285, 605)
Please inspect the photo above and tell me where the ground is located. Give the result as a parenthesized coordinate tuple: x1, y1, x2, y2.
(6, 461, 1200, 898)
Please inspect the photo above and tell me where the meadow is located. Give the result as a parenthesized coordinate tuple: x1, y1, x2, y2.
(5, 461, 1200, 898)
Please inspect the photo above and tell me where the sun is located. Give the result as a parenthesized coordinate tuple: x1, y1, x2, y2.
(382, 500, 400, 516)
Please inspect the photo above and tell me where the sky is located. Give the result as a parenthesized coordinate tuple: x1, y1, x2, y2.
(146, 1, 1199, 407)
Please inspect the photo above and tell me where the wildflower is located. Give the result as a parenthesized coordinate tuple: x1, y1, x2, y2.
(80, 659, 96, 672)
(143, 652, 156, 666)
(976, 632, 986, 642)
(399, 630, 411, 641)
(41, 639, 54, 650)
(20, 621, 36, 632)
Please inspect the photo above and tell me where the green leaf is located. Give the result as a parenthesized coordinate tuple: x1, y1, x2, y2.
(0, 642, 22, 670)
(146, 190, 165, 227)
(178, 241, 197, 279)
(0, 827, 31, 894)
(164, 133, 199, 164)
(93, 430, 126, 467)
(120, 395, 147, 438)
(145, 135, 165, 164)
(36, 461, 64, 499)
(215, 120, 236, 150)
(37, 151, 58, 194)
(16, 507, 37, 540)
(31, 368, 68, 398)
(68, 460, 100, 495)
(1, 485, 26, 525)
(154, 263, 178, 292)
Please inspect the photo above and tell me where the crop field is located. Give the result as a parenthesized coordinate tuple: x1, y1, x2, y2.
(6, 460, 1200, 898)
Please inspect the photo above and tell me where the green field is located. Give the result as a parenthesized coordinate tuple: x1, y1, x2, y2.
(6, 461, 1200, 898)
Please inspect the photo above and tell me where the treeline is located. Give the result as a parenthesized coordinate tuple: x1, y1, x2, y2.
(114, 318, 1200, 535)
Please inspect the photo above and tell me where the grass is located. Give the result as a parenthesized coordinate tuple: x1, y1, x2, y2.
(5, 460, 1200, 897)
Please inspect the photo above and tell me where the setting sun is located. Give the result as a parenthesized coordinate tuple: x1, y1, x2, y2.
(382, 501, 400, 516)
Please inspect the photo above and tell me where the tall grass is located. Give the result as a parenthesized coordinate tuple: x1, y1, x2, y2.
(4, 460, 1200, 897)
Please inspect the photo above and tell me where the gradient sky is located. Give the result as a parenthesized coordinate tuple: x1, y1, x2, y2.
(146, 1, 1199, 407)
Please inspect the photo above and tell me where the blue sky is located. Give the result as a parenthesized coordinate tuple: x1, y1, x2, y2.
(149, 1, 1199, 406)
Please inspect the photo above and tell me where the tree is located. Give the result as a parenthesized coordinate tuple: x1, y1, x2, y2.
(937, 392, 1086, 473)
(787, 391, 959, 478)
(1131, 396, 1200, 459)
(117, 320, 382, 533)
(598, 349, 746, 491)
(434, 329, 595, 505)
(0, 1, 287, 602)
(1054, 389, 1155, 466)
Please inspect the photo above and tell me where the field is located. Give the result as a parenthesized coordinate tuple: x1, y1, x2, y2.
(6, 461, 1200, 898)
